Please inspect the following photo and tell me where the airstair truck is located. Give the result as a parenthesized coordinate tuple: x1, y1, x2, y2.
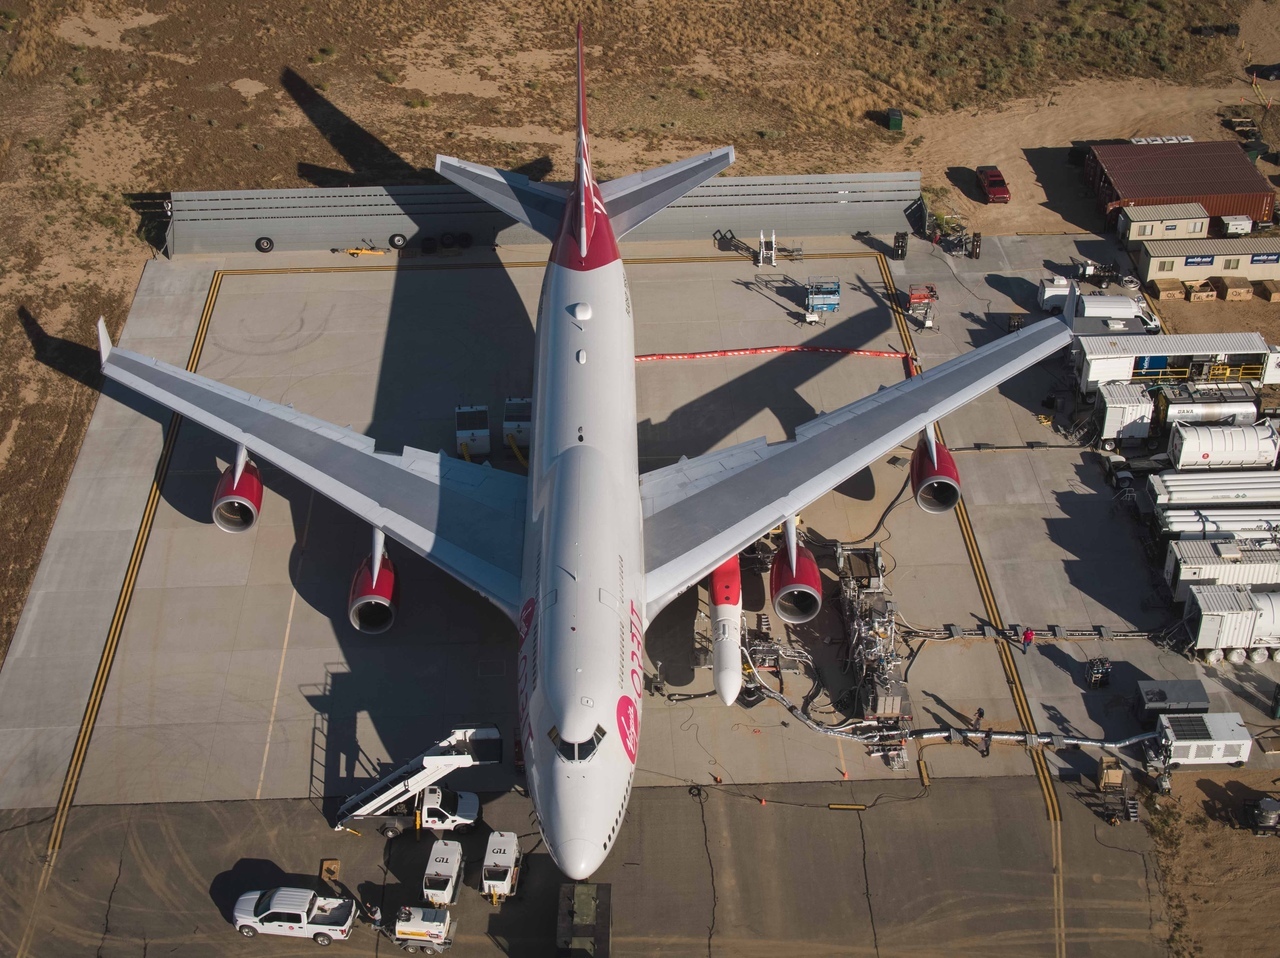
(335, 726, 502, 838)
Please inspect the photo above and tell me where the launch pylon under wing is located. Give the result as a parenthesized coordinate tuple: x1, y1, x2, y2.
(640, 318, 1073, 620)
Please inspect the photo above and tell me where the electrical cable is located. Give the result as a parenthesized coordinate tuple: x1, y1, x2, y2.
(688, 786, 718, 958)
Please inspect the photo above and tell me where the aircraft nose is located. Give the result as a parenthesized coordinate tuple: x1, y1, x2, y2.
(553, 838, 604, 880)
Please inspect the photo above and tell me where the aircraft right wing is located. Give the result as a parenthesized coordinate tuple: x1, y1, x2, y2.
(640, 319, 1073, 621)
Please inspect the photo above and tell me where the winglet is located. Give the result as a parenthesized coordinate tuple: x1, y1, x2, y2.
(96, 316, 111, 365)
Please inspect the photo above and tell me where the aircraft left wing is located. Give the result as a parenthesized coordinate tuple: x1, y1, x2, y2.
(98, 322, 526, 620)
(641, 320, 1072, 621)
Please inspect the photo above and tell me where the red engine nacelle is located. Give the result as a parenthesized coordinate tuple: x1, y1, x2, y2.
(768, 545, 823, 625)
(909, 437, 961, 514)
(211, 461, 264, 532)
(348, 553, 398, 635)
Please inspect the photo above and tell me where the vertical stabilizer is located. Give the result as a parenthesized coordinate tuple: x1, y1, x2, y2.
(573, 23, 597, 258)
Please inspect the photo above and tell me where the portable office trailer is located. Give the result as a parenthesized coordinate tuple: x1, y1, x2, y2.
(1073, 332, 1276, 398)
(1164, 537, 1280, 601)
(1119, 203, 1209, 250)
(1137, 235, 1280, 284)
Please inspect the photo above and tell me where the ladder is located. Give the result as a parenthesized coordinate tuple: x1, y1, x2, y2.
(335, 726, 502, 830)
(1126, 796, 1141, 822)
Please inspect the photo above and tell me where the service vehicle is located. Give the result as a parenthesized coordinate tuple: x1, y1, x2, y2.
(482, 830, 524, 904)
(232, 887, 355, 946)
(355, 784, 480, 839)
(422, 840, 464, 907)
(976, 166, 1011, 203)
(383, 905, 455, 953)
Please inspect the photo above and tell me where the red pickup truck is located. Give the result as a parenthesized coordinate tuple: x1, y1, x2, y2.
(976, 166, 1010, 204)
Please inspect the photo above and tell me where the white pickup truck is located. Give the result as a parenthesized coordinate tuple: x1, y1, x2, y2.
(233, 887, 355, 946)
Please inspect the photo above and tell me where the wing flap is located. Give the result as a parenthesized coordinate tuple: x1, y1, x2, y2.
(641, 320, 1073, 620)
(102, 343, 526, 619)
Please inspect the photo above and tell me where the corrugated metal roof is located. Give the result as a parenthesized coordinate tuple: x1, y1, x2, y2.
(1189, 584, 1257, 614)
(1093, 141, 1272, 200)
(1098, 382, 1153, 404)
(1139, 235, 1280, 257)
(1171, 539, 1280, 565)
(1120, 202, 1208, 221)
(1079, 331, 1270, 359)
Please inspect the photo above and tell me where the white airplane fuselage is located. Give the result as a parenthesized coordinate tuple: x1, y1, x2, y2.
(516, 223, 647, 880)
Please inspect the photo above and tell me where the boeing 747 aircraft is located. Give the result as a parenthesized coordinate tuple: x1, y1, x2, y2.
(97, 27, 1071, 879)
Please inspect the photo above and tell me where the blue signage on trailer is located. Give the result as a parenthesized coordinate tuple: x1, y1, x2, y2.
(1136, 355, 1168, 372)
(1251, 253, 1280, 265)
(1184, 255, 1214, 266)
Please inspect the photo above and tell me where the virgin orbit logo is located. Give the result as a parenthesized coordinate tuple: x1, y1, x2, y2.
(616, 696, 639, 764)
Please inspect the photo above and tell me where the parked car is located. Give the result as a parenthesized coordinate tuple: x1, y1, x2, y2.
(976, 166, 1011, 203)
(233, 887, 355, 946)
(1247, 63, 1280, 81)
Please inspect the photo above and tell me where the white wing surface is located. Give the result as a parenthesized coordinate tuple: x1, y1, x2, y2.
(99, 325, 525, 620)
(641, 319, 1072, 620)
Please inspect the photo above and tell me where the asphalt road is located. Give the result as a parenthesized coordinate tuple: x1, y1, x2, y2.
(0, 777, 1161, 957)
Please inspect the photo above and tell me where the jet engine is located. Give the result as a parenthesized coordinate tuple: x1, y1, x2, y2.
(768, 545, 823, 625)
(348, 552, 398, 634)
(909, 436, 961, 514)
(211, 460, 263, 532)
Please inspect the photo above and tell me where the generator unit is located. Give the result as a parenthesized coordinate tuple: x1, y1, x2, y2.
(1157, 713, 1251, 767)
(1165, 537, 1280, 602)
(1187, 583, 1280, 663)
(1095, 382, 1154, 450)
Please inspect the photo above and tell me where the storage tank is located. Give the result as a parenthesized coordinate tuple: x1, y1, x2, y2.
(1164, 537, 1280, 601)
(1168, 423, 1280, 470)
(1149, 471, 1280, 506)
(1159, 509, 1280, 537)
(1158, 383, 1259, 428)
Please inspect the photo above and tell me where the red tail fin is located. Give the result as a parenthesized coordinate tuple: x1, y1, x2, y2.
(574, 23, 596, 257)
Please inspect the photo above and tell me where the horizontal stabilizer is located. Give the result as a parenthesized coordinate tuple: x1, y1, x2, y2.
(435, 156, 568, 240)
(600, 147, 735, 238)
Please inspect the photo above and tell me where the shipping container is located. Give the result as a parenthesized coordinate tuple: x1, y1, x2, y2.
(1165, 537, 1280, 601)
(1168, 423, 1280, 470)
(1189, 584, 1264, 649)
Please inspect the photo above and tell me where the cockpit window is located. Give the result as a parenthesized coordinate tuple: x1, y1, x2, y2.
(548, 725, 607, 762)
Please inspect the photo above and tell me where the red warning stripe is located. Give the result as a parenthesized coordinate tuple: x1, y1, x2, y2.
(634, 345, 909, 362)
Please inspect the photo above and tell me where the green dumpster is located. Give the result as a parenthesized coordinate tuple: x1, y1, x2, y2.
(886, 108, 903, 131)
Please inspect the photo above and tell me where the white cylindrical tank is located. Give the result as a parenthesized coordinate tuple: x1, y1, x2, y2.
(1149, 471, 1280, 506)
(709, 555, 743, 707)
(1169, 423, 1280, 471)
(1160, 509, 1280, 536)
(1252, 590, 1280, 639)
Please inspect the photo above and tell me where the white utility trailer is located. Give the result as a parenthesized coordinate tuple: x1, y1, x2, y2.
(1165, 537, 1280, 602)
(481, 831, 523, 904)
(1187, 584, 1280, 663)
(385, 906, 454, 953)
(422, 840, 464, 907)
(1157, 713, 1252, 767)
(1096, 382, 1154, 450)
(335, 726, 501, 836)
